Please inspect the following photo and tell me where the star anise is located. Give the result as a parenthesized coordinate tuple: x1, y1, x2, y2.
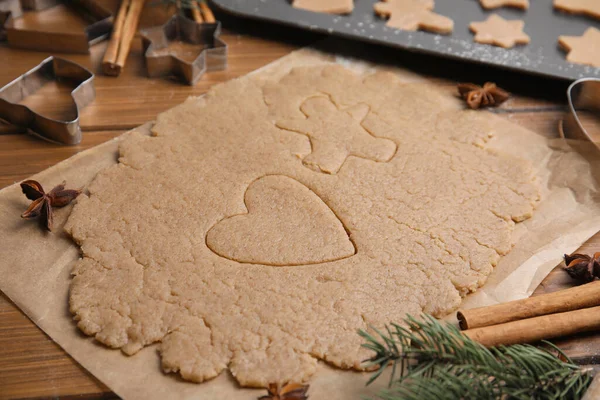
(258, 383, 309, 400)
(20, 180, 81, 231)
(563, 252, 600, 283)
(457, 82, 510, 110)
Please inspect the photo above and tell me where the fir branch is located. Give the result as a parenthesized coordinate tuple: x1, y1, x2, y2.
(359, 314, 593, 400)
(376, 367, 497, 400)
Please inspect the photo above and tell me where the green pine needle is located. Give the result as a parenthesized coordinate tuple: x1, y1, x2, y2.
(359, 314, 593, 400)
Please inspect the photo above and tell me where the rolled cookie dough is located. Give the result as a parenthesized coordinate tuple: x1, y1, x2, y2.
(66, 65, 539, 387)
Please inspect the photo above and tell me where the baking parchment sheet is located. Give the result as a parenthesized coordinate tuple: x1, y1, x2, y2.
(1, 48, 600, 399)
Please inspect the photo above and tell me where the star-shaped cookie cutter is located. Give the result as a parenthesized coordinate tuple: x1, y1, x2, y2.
(559, 78, 600, 145)
(0, 56, 95, 145)
(140, 15, 227, 86)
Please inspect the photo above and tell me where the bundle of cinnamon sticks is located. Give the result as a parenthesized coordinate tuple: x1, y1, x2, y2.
(102, 0, 216, 76)
(457, 281, 600, 347)
(102, 0, 146, 76)
(190, 0, 215, 23)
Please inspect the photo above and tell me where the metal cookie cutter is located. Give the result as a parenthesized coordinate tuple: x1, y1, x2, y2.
(559, 78, 600, 143)
(5, 0, 112, 53)
(140, 15, 228, 86)
(20, 0, 61, 10)
(0, 56, 95, 145)
(0, 0, 22, 41)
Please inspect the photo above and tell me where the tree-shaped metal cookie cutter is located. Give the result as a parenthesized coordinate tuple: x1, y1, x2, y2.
(0, 0, 22, 41)
(0, 56, 95, 145)
(559, 78, 600, 144)
(140, 15, 227, 86)
(5, 0, 112, 53)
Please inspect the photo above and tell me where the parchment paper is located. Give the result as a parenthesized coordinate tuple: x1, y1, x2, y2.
(1, 47, 600, 400)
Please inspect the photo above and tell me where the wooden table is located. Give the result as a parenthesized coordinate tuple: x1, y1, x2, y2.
(0, 2, 598, 399)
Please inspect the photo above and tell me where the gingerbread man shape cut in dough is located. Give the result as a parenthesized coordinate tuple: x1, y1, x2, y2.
(276, 96, 397, 174)
(480, 0, 529, 9)
(554, 0, 600, 19)
(470, 14, 530, 48)
(559, 27, 600, 68)
(374, 0, 454, 34)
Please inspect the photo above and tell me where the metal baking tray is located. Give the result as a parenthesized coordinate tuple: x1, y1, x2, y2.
(211, 0, 600, 81)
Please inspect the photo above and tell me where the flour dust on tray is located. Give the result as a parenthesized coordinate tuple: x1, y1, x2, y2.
(65, 65, 540, 387)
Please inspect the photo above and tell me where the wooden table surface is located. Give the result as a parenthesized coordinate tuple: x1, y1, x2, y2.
(1, 2, 599, 399)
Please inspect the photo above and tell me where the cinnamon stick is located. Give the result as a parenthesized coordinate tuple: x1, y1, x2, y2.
(457, 281, 600, 330)
(199, 1, 215, 23)
(102, 0, 130, 75)
(102, 0, 146, 76)
(191, 3, 204, 23)
(463, 306, 600, 348)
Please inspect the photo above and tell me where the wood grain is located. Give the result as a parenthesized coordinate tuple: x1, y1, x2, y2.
(0, 35, 308, 131)
(0, 131, 123, 188)
(0, 1, 598, 399)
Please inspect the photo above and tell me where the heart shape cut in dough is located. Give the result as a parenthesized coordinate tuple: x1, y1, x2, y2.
(206, 175, 356, 266)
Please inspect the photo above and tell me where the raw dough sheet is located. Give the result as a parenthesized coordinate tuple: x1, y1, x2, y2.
(1, 48, 600, 399)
